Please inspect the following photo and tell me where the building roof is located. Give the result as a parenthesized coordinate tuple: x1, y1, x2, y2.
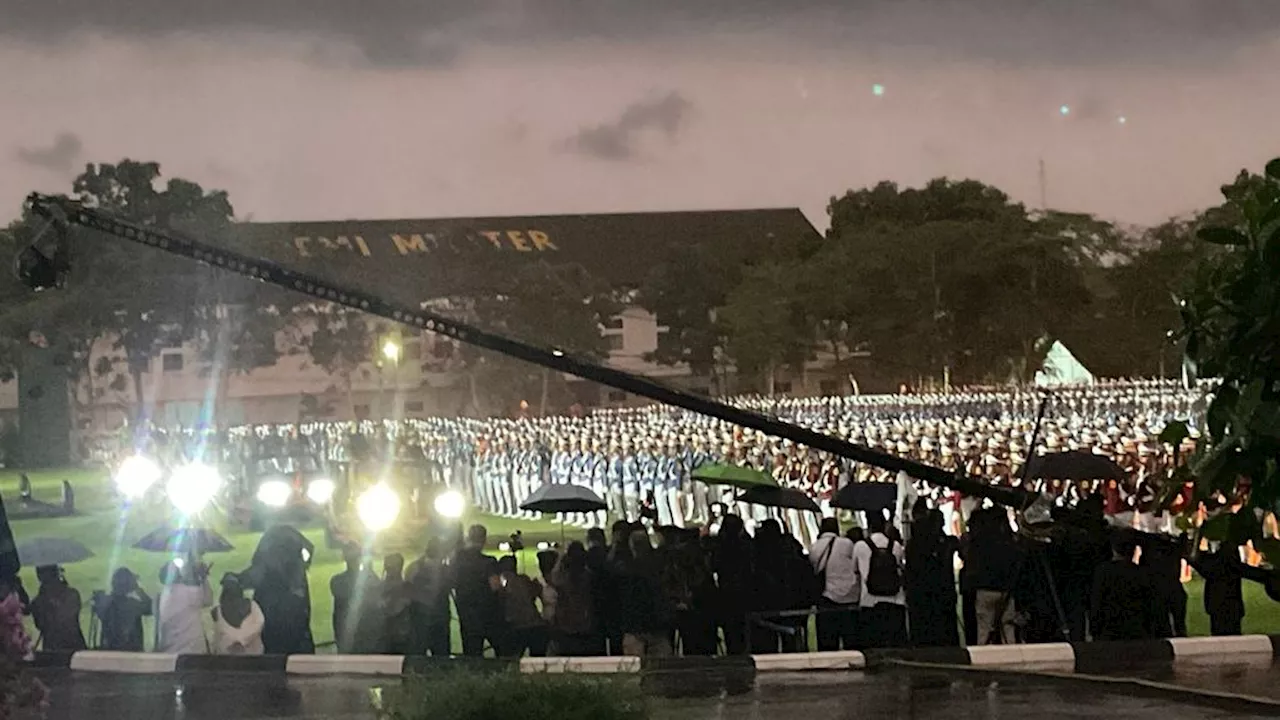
(225, 208, 820, 305)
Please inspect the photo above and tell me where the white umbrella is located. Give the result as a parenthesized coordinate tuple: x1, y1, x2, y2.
(16, 537, 94, 567)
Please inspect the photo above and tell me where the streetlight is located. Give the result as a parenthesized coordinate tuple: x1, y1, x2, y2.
(382, 339, 401, 363)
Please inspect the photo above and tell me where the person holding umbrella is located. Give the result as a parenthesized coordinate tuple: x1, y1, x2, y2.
(156, 556, 213, 654)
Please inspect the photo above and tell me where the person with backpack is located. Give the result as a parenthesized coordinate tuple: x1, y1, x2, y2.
(809, 517, 859, 651)
(852, 511, 907, 649)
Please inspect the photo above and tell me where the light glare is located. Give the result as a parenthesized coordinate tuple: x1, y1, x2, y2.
(433, 490, 465, 519)
(166, 463, 222, 515)
(115, 455, 162, 499)
(357, 483, 401, 532)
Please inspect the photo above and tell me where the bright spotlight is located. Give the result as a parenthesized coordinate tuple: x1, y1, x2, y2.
(433, 490, 465, 519)
(166, 463, 222, 515)
(306, 478, 336, 504)
(382, 340, 401, 363)
(256, 480, 292, 508)
(356, 483, 401, 532)
(115, 455, 162, 499)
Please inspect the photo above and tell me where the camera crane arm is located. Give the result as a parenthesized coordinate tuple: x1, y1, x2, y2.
(22, 192, 1033, 510)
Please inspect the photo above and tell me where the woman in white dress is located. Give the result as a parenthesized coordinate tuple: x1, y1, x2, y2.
(156, 558, 213, 654)
(212, 573, 264, 655)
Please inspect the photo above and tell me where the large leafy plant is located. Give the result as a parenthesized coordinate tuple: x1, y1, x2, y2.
(1164, 158, 1280, 557)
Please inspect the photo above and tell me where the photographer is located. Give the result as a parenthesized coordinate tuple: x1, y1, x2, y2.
(95, 567, 152, 651)
(31, 564, 86, 651)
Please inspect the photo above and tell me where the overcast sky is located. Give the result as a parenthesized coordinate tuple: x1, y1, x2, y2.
(3, 0, 1278, 229)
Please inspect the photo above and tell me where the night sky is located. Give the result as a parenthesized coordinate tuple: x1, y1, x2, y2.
(4, 0, 1278, 228)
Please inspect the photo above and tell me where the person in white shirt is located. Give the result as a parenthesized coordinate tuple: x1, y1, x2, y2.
(852, 512, 908, 648)
(156, 558, 213, 655)
(809, 518, 859, 651)
(211, 573, 264, 655)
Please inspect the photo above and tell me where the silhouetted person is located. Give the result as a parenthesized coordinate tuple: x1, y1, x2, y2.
(452, 524, 500, 656)
(97, 567, 151, 651)
(1187, 544, 1272, 637)
(712, 514, 755, 655)
(1137, 532, 1188, 637)
(406, 537, 453, 656)
(382, 554, 413, 655)
(965, 508, 1021, 645)
(1090, 532, 1156, 641)
(31, 565, 86, 651)
(330, 545, 383, 653)
(617, 530, 672, 657)
(906, 509, 960, 647)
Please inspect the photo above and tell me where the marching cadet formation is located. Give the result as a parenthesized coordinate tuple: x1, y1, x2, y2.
(175, 378, 1210, 548)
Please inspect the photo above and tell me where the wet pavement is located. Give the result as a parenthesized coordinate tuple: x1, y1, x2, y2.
(34, 665, 1280, 719)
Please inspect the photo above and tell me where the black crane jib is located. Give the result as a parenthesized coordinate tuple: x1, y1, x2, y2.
(21, 193, 1034, 510)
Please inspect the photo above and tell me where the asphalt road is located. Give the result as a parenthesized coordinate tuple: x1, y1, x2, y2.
(34, 665, 1280, 720)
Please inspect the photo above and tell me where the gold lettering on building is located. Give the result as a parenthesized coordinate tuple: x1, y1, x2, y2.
(293, 236, 313, 257)
(506, 231, 532, 252)
(391, 233, 428, 255)
(529, 230, 558, 251)
(480, 231, 503, 249)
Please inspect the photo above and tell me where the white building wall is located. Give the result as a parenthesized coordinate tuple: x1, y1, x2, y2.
(0, 306, 710, 428)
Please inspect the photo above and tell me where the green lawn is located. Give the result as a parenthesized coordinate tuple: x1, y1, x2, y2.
(1, 467, 567, 652)
(3, 467, 1278, 653)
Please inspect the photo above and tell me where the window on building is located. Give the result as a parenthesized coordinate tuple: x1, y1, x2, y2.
(405, 400, 425, 413)
(606, 334, 625, 352)
(607, 390, 627, 403)
(161, 353, 184, 372)
(774, 380, 793, 394)
(820, 379, 840, 395)
(603, 315, 624, 330)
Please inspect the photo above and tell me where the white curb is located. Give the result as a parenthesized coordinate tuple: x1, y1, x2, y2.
(1169, 636, 1275, 660)
(520, 656, 643, 673)
(751, 650, 866, 671)
(967, 643, 1075, 670)
(286, 654, 406, 676)
(70, 651, 178, 674)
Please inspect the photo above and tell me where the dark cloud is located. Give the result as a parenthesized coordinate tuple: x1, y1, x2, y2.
(15, 132, 83, 173)
(2, 1, 1277, 68)
(566, 92, 693, 161)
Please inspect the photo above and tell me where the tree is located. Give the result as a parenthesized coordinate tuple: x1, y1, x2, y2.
(720, 262, 814, 394)
(1165, 158, 1280, 558)
(1, 160, 285, 426)
(636, 243, 734, 382)
(294, 306, 380, 418)
(817, 178, 1096, 387)
(442, 261, 621, 416)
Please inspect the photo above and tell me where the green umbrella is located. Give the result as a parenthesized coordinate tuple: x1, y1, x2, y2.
(691, 464, 779, 490)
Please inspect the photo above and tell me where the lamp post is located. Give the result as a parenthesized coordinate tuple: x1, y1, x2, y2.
(377, 337, 401, 419)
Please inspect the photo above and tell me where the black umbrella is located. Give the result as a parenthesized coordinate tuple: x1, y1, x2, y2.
(734, 486, 820, 514)
(1023, 451, 1127, 481)
(519, 484, 607, 515)
(832, 482, 898, 513)
(134, 527, 235, 554)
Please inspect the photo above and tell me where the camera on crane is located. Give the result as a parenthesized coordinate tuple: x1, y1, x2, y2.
(14, 196, 71, 292)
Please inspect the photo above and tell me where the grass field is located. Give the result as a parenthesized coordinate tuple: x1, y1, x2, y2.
(2, 467, 1278, 651)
